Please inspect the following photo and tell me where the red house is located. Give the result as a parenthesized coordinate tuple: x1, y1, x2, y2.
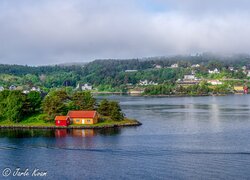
(244, 86, 248, 94)
(55, 116, 70, 127)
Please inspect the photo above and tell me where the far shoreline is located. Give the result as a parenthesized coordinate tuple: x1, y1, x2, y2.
(94, 92, 248, 98)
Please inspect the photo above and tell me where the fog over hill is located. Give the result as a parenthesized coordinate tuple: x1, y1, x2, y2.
(1, 0, 250, 65)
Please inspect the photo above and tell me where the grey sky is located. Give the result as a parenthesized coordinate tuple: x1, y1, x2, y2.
(1, 0, 250, 65)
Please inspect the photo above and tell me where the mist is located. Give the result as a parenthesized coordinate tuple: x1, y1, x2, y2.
(1, 0, 250, 65)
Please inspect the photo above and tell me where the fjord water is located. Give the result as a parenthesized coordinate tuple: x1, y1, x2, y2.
(1, 95, 250, 179)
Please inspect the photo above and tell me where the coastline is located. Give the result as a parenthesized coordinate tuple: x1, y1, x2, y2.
(94, 92, 238, 97)
(0, 120, 142, 130)
(141, 94, 229, 97)
(92, 91, 247, 97)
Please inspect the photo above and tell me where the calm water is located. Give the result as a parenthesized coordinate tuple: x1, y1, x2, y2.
(1, 95, 250, 179)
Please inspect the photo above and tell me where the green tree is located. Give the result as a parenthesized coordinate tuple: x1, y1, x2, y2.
(5, 91, 26, 122)
(26, 91, 42, 113)
(109, 101, 124, 121)
(98, 99, 110, 116)
(71, 91, 96, 110)
(42, 90, 69, 120)
(0, 90, 10, 120)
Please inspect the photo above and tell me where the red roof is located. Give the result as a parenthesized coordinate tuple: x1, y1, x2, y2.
(55, 116, 69, 121)
(67, 110, 97, 118)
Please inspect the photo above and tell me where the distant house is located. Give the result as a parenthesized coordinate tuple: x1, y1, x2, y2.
(171, 64, 178, 68)
(31, 87, 41, 92)
(0, 86, 4, 91)
(67, 110, 98, 125)
(191, 64, 200, 68)
(139, 80, 158, 86)
(177, 74, 200, 86)
(233, 86, 248, 94)
(154, 64, 162, 69)
(184, 75, 196, 81)
(23, 90, 30, 94)
(55, 116, 70, 127)
(244, 86, 249, 94)
(9, 85, 17, 90)
(207, 80, 223, 85)
(228, 67, 234, 71)
(208, 68, 220, 74)
(76, 83, 92, 91)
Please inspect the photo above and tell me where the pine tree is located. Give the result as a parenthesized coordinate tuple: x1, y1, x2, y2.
(71, 91, 96, 110)
(98, 99, 110, 116)
(109, 101, 124, 121)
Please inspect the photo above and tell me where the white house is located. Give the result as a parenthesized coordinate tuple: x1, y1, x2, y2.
(191, 64, 200, 68)
(184, 75, 196, 80)
(139, 80, 158, 86)
(154, 65, 162, 69)
(171, 64, 178, 68)
(23, 90, 30, 94)
(76, 83, 93, 90)
(31, 87, 41, 92)
(208, 68, 220, 74)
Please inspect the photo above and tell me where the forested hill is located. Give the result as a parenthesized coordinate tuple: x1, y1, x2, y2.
(0, 53, 250, 90)
(0, 64, 83, 76)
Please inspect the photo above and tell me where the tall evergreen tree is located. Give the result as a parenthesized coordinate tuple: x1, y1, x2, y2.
(98, 99, 110, 116)
(109, 101, 124, 121)
(71, 91, 96, 110)
(42, 90, 69, 120)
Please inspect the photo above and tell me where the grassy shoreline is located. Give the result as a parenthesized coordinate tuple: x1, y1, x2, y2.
(0, 114, 142, 129)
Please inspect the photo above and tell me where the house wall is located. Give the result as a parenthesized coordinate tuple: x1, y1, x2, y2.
(55, 120, 68, 126)
(71, 115, 98, 125)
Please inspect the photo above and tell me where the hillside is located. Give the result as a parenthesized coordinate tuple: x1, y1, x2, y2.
(0, 53, 250, 92)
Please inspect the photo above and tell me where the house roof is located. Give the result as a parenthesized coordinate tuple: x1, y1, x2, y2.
(67, 111, 97, 118)
(55, 116, 69, 121)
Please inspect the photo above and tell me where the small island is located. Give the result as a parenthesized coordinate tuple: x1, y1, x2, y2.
(0, 90, 141, 129)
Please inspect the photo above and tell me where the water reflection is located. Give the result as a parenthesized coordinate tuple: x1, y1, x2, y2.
(0, 128, 122, 138)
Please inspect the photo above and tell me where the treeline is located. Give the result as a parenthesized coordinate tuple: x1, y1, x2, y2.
(0, 91, 42, 122)
(0, 90, 124, 123)
(1, 53, 250, 90)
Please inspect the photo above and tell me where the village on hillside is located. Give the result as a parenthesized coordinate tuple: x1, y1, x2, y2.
(1, 57, 250, 96)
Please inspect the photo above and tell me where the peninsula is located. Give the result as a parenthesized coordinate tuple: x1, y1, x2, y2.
(0, 90, 141, 129)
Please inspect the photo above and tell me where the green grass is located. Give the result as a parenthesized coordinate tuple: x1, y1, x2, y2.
(0, 114, 54, 126)
(0, 114, 140, 127)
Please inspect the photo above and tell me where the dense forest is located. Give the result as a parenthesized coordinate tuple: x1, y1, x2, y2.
(0, 53, 250, 92)
(0, 89, 124, 123)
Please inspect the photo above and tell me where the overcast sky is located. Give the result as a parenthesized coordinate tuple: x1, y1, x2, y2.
(1, 0, 250, 65)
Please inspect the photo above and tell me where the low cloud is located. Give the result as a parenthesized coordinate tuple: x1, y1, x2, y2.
(0, 0, 250, 65)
